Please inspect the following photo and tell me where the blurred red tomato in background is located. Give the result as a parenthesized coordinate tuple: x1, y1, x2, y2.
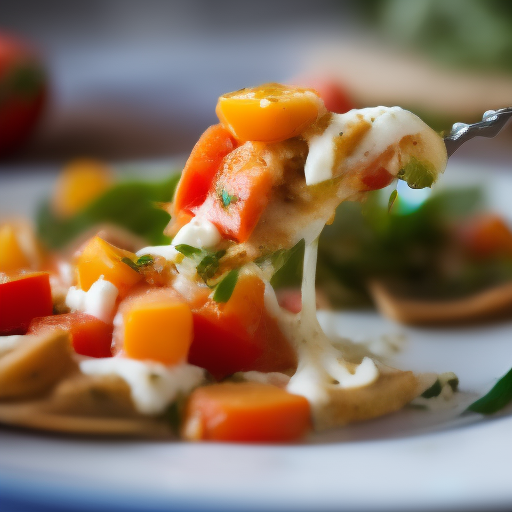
(0, 33, 47, 156)
(292, 76, 355, 114)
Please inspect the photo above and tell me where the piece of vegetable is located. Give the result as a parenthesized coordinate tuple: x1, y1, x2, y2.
(0, 223, 31, 273)
(52, 159, 112, 217)
(0, 272, 53, 335)
(202, 143, 273, 242)
(182, 382, 311, 442)
(37, 175, 179, 250)
(173, 124, 237, 214)
(188, 273, 297, 380)
(174, 244, 226, 283)
(467, 368, 512, 415)
(397, 157, 437, 189)
(293, 77, 355, 114)
(28, 312, 113, 358)
(216, 83, 322, 143)
(212, 269, 239, 303)
(457, 213, 512, 259)
(76, 236, 142, 297)
(0, 33, 46, 155)
(123, 299, 193, 365)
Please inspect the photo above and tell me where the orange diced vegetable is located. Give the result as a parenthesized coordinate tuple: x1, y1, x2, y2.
(0, 272, 53, 335)
(202, 144, 273, 242)
(0, 224, 31, 274)
(182, 382, 311, 442)
(457, 214, 512, 259)
(123, 298, 193, 365)
(28, 312, 113, 358)
(189, 272, 297, 380)
(52, 159, 112, 217)
(76, 236, 142, 297)
(173, 124, 237, 214)
(216, 83, 322, 143)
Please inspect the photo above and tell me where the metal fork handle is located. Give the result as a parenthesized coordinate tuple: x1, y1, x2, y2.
(444, 107, 512, 157)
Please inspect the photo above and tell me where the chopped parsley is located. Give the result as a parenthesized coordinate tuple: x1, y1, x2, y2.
(213, 269, 239, 303)
(121, 254, 154, 272)
(174, 244, 226, 283)
(388, 189, 398, 212)
(397, 157, 437, 189)
(220, 189, 238, 207)
(422, 372, 459, 398)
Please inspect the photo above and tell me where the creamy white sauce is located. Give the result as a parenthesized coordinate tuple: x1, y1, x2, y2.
(79, 358, 205, 415)
(284, 236, 378, 408)
(66, 276, 119, 323)
(136, 245, 179, 260)
(0, 335, 26, 356)
(304, 107, 433, 186)
(239, 371, 290, 388)
(171, 216, 221, 249)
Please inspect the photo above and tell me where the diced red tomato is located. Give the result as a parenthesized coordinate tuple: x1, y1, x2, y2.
(359, 166, 395, 191)
(188, 273, 297, 380)
(173, 124, 237, 214)
(0, 272, 53, 335)
(201, 143, 273, 243)
(292, 77, 355, 114)
(28, 312, 113, 358)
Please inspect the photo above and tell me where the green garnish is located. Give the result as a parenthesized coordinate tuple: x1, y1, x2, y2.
(121, 254, 154, 272)
(220, 189, 238, 207)
(175, 244, 226, 283)
(421, 372, 459, 399)
(174, 244, 202, 258)
(213, 269, 239, 303)
(37, 175, 180, 250)
(467, 368, 512, 415)
(421, 379, 443, 399)
(388, 189, 398, 212)
(397, 157, 437, 189)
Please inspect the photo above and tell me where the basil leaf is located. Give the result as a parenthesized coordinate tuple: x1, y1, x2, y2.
(213, 269, 239, 303)
(397, 157, 436, 189)
(197, 253, 221, 281)
(174, 244, 202, 257)
(36, 174, 180, 250)
(467, 368, 512, 415)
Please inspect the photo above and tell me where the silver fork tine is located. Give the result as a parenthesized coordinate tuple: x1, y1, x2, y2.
(444, 107, 512, 157)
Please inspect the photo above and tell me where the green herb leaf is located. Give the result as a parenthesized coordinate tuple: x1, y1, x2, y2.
(421, 379, 443, 398)
(220, 189, 238, 207)
(467, 368, 512, 415)
(136, 255, 154, 267)
(397, 157, 437, 189)
(196, 250, 226, 282)
(174, 244, 202, 257)
(121, 257, 140, 272)
(213, 269, 239, 303)
(36, 174, 180, 250)
(388, 189, 398, 212)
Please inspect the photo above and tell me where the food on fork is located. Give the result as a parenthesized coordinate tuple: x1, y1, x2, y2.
(0, 83, 448, 442)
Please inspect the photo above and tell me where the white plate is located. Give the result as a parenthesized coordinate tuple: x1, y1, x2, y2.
(1, 159, 512, 512)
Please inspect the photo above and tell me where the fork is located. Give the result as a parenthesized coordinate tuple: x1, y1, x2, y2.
(444, 107, 512, 157)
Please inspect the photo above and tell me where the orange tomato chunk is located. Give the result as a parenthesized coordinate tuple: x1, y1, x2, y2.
(201, 144, 273, 242)
(123, 299, 193, 365)
(77, 236, 142, 297)
(173, 124, 237, 214)
(52, 159, 112, 217)
(182, 382, 311, 442)
(216, 83, 322, 143)
(0, 224, 31, 274)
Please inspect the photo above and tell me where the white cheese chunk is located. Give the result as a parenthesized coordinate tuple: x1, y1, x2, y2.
(171, 216, 221, 249)
(79, 358, 205, 415)
(65, 276, 119, 323)
(136, 245, 179, 260)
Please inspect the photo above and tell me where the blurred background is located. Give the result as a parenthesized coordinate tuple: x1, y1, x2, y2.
(1, 0, 511, 165)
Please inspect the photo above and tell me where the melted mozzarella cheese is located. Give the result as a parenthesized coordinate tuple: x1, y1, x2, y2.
(79, 358, 205, 414)
(171, 216, 221, 249)
(304, 106, 438, 186)
(66, 276, 119, 323)
(136, 245, 179, 260)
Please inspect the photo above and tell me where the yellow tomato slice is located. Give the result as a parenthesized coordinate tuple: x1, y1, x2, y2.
(216, 83, 323, 143)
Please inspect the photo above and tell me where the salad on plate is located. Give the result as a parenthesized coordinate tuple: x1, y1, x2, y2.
(0, 82, 470, 442)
